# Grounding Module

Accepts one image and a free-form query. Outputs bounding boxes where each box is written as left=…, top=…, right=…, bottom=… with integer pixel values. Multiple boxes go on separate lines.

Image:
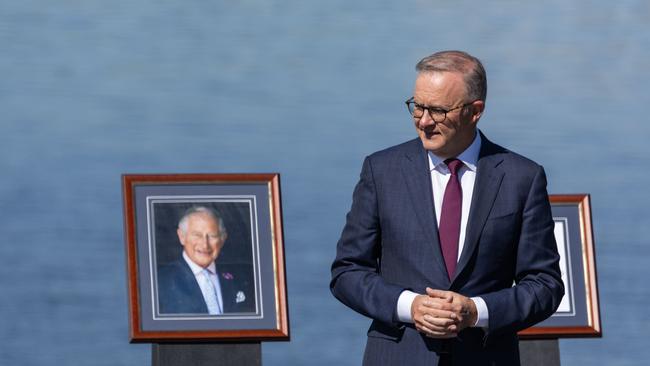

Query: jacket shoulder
left=480, top=136, right=546, bottom=176
left=158, top=259, right=188, bottom=281
left=367, top=138, right=421, bottom=161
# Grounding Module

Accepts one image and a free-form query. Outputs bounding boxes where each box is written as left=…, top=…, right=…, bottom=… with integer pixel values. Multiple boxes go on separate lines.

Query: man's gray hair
left=415, top=50, right=487, bottom=102
left=178, top=206, right=227, bottom=237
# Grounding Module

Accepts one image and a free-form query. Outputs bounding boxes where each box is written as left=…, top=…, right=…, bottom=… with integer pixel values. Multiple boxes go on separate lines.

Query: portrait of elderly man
left=157, top=206, right=255, bottom=315
left=331, top=50, right=564, bottom=365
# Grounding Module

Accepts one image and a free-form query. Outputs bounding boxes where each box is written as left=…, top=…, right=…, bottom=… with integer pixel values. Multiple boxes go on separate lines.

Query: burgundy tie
left=439, top=158, right=463, bottom=279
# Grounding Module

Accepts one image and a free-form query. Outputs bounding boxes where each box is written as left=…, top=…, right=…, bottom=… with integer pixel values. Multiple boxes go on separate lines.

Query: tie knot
left=445, top=158, right=463, bottom=176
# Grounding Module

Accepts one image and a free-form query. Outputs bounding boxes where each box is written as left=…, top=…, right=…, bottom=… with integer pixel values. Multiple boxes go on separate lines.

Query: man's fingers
left=415, top=322, right=458, bottom=339
left=413, top=291, right=467, bottom=337
left=417, top=323, right=458, bottom=339
left=415, top=319, right=448, bottom=333
left=426, top=287, right=453, bottom=301
left=423, top=314, right=457, bottom=328
left=420, top=298, right=461, bottom=314
left=414, top=302, right=460, bottom=339
left=416, top=302, right=458, bottom=319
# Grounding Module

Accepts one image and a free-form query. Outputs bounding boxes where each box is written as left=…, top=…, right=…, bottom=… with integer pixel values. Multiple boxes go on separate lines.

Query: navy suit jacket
left=330, top=133, right=564, bottom=365
left=157, top=258, right=255, bottom=315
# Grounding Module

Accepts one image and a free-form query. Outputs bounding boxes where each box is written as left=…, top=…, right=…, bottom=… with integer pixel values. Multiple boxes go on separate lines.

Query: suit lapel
left=401, top=139, right=450, bottom=283
left=452, top=135, right=505, bottom=284
left=176, top=259, right=209, bottom=313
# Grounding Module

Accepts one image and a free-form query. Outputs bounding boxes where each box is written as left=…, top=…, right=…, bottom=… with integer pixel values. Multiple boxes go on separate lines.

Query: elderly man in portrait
left=331, top=50, right=564, bottom=365
left=157, top=206, right=255, bottom=315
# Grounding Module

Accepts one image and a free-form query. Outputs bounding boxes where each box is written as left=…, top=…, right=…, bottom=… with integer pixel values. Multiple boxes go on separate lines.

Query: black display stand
left=151, top=339, right=557, bottom=365
left=519, top=339, right=561, bottom=366
left=152, top=342, right=261, bottom=366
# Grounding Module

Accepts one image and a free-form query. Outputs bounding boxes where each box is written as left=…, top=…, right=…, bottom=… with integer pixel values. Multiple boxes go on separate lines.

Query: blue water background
left=1, top=1, right=648, bottom=365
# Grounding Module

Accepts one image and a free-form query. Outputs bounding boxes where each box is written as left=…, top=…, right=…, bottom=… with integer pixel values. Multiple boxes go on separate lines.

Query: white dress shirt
left=182, top=251, right=224, bottom=314
left=396, top=131, right=489, bottom=328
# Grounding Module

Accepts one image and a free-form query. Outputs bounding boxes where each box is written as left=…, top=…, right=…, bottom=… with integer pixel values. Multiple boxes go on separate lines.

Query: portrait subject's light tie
left=439, top=158, right=463, bottom=280
left=201, top=269, right=222, bottom=315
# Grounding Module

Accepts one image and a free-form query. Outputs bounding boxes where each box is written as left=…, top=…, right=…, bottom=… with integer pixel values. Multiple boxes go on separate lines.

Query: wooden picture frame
left=519, top=194, right=601, bottom=339
left=122, top=173, right=289, bottom=342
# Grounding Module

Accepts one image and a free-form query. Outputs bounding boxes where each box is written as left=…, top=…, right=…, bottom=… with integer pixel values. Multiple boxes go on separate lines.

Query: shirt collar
left=182, top=250, right=216, bottom=275
left=428, top=130, right=482, bottom=172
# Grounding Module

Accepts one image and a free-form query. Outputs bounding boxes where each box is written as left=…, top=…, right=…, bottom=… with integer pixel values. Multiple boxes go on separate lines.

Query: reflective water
left=0, top=1, right=649, bottom=364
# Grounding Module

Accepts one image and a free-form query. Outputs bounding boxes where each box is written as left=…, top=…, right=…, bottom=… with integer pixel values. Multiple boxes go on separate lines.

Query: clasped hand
left=410, top=288, right=477, bottom=338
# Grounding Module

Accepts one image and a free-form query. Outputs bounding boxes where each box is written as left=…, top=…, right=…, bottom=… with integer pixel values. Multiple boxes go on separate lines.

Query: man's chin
left=193, top=255, right=215, bottom=268
left=419, top=136, right=444, bottom=152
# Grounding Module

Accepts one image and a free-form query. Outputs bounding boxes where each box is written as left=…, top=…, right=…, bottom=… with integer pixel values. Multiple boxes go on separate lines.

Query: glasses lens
left=409, top=103, right=423, bottom=117
left=414, top=106, right=444, bottom=122
left=429, top=109, right=445, bottom=122
left=406, top=99, right=447, bottom=122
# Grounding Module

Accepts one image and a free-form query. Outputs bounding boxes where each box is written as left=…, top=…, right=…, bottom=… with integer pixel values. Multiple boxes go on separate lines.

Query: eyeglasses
left=405, top=97, right=474, bottom=123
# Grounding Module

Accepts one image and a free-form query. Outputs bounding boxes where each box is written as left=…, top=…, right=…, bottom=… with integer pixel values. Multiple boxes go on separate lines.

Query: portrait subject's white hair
left=177, top=206, right=227, bottom=238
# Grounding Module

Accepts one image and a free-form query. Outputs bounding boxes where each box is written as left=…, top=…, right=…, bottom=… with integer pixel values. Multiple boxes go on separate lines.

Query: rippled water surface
left=1, top=1, right=649, bottom=365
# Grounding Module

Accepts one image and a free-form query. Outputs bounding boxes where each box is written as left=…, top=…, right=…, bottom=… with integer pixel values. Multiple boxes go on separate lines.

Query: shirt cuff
left=396, top=290, right=419, bottom=323
left=470, top=296, right=489, bottom=328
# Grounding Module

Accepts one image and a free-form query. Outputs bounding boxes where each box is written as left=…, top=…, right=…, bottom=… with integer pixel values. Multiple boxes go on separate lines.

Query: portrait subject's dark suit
left=330, top=133, right=564, bottom=365
left=157, top=258, right=255, bottom=314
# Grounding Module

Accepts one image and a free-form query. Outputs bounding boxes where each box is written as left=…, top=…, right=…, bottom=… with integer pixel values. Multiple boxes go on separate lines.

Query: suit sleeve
left=330, top=157, right=405, bottom=326
left=481, top=166, right=565, bottom=336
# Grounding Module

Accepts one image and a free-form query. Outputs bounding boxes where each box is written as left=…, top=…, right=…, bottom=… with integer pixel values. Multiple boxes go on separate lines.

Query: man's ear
left=177, top=228, right=185, bottom=246
left=470, top=100, right=485, bottom=123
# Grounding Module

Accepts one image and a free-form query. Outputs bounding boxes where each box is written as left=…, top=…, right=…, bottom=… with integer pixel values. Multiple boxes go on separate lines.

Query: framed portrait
left=519, top=194, right=601, bottom=339
left=122, top=173, right=289, bottom=342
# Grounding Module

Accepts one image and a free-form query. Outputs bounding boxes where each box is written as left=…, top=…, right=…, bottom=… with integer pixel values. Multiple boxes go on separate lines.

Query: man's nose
left=418, top=110, right=436, bottom=127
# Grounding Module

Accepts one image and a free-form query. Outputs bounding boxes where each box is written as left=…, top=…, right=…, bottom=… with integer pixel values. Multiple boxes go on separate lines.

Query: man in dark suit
left=157, top=206, right=255, bottom=315
left=330, top=50, right=564, bottom=365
